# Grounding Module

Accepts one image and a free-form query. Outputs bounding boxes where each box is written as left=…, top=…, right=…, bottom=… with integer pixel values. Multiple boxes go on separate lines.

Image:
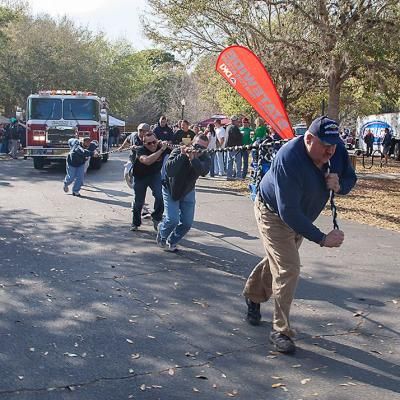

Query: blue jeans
left=158, top=187, right=195, bottom=246
left=209, top=152, right=216, bottom=177
left=215, top=152, right=225, bottom=175
left=227, top=150, right=242, bottom=178
left=132, top=173, right=163, bottom=226
left=64, top=163, right=85, bottom=193
left=0, top=141, right=9, bottom=153
left=241, top=150, right=249, bottom=178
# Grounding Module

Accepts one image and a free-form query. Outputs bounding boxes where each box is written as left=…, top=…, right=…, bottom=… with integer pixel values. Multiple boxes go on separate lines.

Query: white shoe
left=164, top=242, right=178, bottom=252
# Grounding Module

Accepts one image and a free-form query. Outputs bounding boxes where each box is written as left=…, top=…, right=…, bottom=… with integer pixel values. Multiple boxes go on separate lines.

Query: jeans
left=209, top=152, right=216, bottom=177
left=0, top=141, right=9, bottom=154
left=158, top=187, right=195, bottom=246
left=241, top=150, right=249, bottom=178
left=9, top=139, right=18, bottom=158
left=132, top=173, right=163, bottom=227
left=64, top=163, right=85, bottom=193
left=227, top=150, right=242, bottom=178
left=215, top=152, right=225, bottom=175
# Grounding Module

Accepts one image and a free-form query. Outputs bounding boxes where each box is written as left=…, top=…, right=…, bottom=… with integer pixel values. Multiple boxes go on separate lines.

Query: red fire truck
left=22, top=90, right=110, bottom=169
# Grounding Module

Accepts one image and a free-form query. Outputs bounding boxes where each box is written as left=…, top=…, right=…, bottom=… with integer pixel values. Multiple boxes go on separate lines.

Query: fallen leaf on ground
left=370, top=350, right=382, bottom=355
left=63, top=352, right=78, bottom=357
left=126, top=339, right=134, bottom=344
left=168, top=368, right=175, bottom=376
left=226, top=389, right=239, bottom=397
left=291, top=364, right=302, bottom=368
left=271, top=376, right=283, bottom=380
left=195, top=375, right=208, bottom=380
left=193, top=387, right=200, bottom=392
left=152, top=385, right=162, bottom=388
left=192, top=299, right=209, bottom=308
left=131, top=353, right=140, bottom=359
left=272, top=383, right=285, bottom=388
left=301, top=378, right=311, bottom=385
left=140, top=384, right=146, bottom=391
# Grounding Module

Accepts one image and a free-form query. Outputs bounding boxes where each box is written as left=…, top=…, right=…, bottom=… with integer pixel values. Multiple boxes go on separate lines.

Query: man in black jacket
left=153, top=116, right=174, bottom=143
left=156, top=134, right=210, bottom=252
left=226, top=115, right=243, bottom=180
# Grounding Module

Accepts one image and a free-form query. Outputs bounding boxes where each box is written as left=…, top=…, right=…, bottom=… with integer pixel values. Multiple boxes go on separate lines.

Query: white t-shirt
left=215, top=127, right=226, bottom=148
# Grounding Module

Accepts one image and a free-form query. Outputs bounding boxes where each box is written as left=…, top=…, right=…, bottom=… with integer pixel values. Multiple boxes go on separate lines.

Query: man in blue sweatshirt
left=63, top=138, right=98, bottom=197
left=243, top=116, right=357, bottom=354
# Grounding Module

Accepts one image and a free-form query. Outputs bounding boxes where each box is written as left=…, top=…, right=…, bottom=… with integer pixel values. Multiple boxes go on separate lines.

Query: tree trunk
left=327, top=77, right=341, bottom=121
left=327, top=57, right=343, bottom=121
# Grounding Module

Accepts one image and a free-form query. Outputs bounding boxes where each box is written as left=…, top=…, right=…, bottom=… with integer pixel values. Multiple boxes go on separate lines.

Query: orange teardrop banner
left=216, top=45, right=294, bottom=139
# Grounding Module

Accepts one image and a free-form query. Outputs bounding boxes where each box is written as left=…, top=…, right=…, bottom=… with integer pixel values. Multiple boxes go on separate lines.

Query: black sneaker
left=269, top=330, right=296, bottom=354
left=152, top=219, right=161, bottom=231
left=245, top=297, right=261, bottom=326
left=130, top=225, right=139, bottom=231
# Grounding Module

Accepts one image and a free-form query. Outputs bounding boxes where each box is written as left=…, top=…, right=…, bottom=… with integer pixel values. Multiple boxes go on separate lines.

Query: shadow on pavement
left=0, top=206, right=398, bottom=398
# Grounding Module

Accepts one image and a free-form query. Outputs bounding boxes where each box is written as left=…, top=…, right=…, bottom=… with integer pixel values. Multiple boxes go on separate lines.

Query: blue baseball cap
left=308, top=116, right=341, bottom=145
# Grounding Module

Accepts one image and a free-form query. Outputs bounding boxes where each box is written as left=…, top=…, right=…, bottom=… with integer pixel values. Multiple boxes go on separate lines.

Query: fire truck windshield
left=63, top=99, right=99, bottom=121
left=30, top=98, right=62, bottom=120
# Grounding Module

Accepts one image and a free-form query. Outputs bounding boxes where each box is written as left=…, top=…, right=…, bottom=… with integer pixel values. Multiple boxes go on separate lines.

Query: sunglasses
left=145, top=140, right=158, bottom=145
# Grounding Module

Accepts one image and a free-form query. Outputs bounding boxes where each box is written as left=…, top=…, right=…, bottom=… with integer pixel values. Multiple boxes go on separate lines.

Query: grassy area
left=224, top=158, right=400, bottom=233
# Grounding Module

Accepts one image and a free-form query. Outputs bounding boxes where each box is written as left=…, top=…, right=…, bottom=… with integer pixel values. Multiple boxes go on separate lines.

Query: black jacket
left=165, top=148, right=210, bottom=200
left=225, top=124, right=242, bottom=147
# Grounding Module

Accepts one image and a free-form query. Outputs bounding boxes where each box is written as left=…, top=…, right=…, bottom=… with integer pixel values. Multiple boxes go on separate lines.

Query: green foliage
left=0, top=8, right=183, bottom=123
left=144, top=0, right=400, bottom=122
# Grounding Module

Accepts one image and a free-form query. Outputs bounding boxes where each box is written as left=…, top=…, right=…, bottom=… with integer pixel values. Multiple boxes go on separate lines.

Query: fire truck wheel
left=33, top=157, right=45, bottom=169
left=90, top=157, right=102, bottom=170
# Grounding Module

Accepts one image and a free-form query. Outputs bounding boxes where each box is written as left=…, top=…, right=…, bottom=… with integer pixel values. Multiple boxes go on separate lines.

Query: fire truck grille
left=47, top=128, right=76, bottom=147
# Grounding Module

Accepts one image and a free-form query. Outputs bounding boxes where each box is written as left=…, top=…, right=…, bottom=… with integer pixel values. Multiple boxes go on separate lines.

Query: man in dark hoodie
left=157, top=134, right=210, bottom=252
left=63, top=138, right=98, bottom=197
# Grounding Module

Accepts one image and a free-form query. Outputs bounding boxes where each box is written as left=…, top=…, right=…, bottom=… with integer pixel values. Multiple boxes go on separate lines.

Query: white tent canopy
left=109, top=115, right=125, bottom=127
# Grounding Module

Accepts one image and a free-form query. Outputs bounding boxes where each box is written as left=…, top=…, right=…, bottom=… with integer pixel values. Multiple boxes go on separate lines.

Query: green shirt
left=240, top=127, right=252, bottom=145
left=253, top=126, right=268, bottom=142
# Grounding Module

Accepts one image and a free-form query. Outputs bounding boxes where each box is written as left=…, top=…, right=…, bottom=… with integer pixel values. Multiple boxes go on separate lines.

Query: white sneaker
left=164, top=242, right=178, bottom=252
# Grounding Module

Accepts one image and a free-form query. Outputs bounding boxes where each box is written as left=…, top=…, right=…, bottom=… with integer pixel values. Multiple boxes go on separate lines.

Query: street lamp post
left=181, top=98, right=186, bottom=120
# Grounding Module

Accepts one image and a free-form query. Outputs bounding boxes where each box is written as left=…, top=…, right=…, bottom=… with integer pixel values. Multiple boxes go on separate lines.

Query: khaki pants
left=243, top=197, right=303, bottom=337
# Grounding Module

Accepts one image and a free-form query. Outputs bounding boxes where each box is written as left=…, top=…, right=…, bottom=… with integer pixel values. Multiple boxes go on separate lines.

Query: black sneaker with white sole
left=269, top=330, right=296, bottom=354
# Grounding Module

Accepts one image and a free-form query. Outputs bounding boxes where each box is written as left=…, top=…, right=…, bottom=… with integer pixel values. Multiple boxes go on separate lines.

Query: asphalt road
left=0, top=154, right=399, bottom=400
